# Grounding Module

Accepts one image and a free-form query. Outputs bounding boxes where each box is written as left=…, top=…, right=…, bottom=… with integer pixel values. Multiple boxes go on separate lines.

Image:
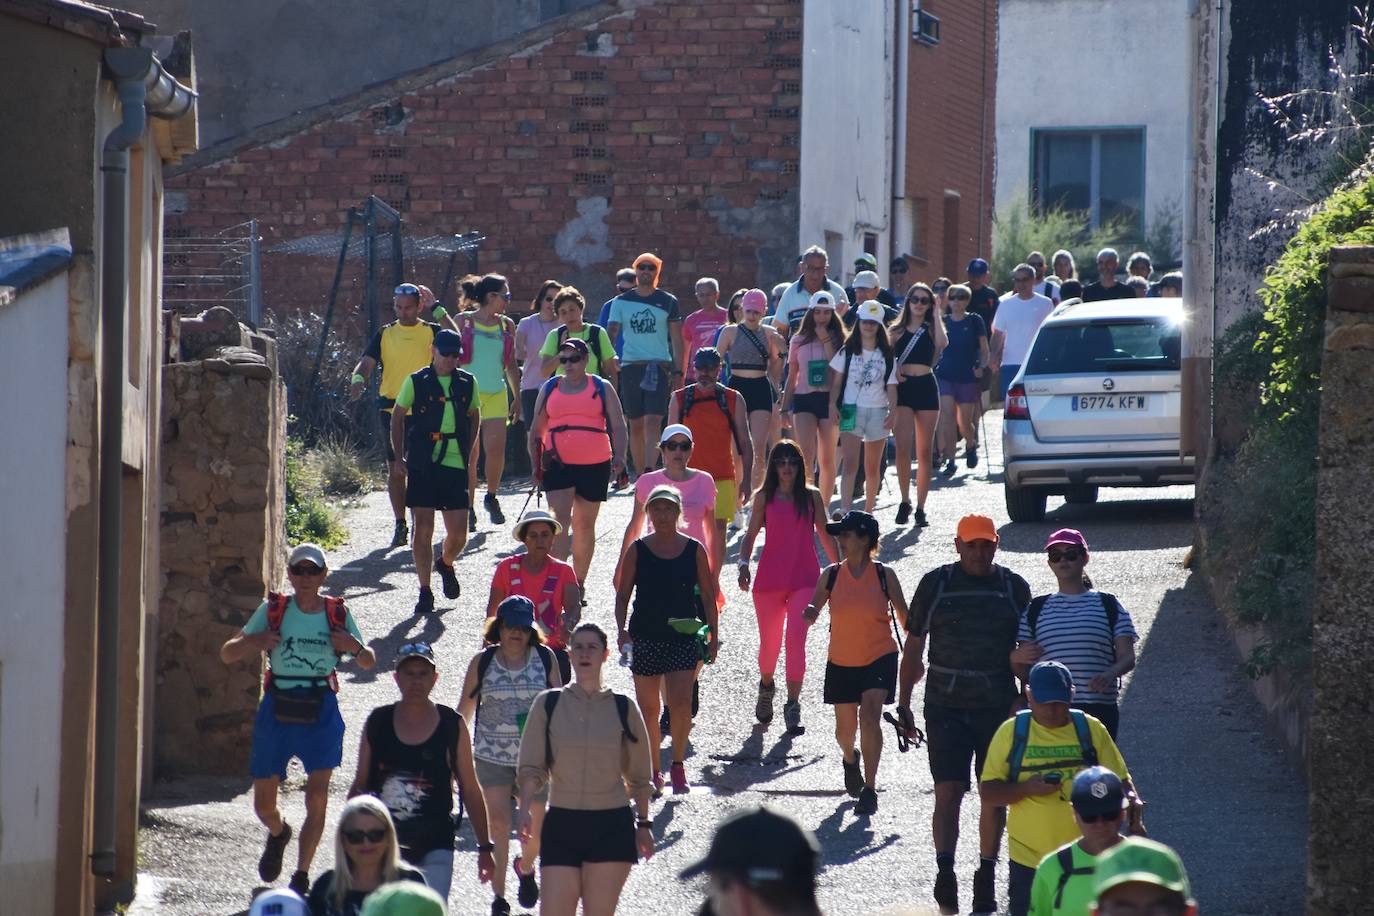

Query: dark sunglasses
left=892, top=266, right=908, bottom=273
left=908, top=296, right=934, bottom=306
left=773, top=456, right=801, bottom=467
left=543, top=295, right=557, bottom=303
left=661, top=440, right=692, bottom=452
left=947, top=293, right=970, bottom=301
left=288, top=563, right=323, bottom=576
left=501, top=291, right=512, bottom=300
left=343, top=827, right=388, bottom=845
left=932, top=284, right=950, bottom=293
left=1047, top=549, right=1082, bottom=562
left=558, top=354, right=586, bottom=364
left=635, top=263, right=655, bottom=270
left=1078, top=811, right=1121, bottom=824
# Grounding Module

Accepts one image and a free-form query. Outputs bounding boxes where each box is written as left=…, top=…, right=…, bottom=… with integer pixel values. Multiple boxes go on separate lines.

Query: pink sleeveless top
left=753, top=495, right=821, bottom=592
left=542, top=378, right=611, bottom=464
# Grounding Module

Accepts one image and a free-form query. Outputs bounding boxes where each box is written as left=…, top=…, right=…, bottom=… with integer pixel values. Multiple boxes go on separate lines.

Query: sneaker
left=933, top=868, right=959, bottom=915
left=670, top=761, right=689, bottom=794
left=967, top=446, right=979, bottom=468
left=257, top=822, right=292, bottom=882
left=730, top=507, right=744, bottom=530
left=855, top=786, right=878, bottom=815
left=288, top=870, right=309, bottom=897
left=491, top=897, right=511, bottom=916
left=783, top=699, right=803, bottom=734
left=434, top=553, right=460, bottom=599
left=755, top=680, right=776, bottom=724
left=469, top=509, right=478, bottom=532
left=842, top=751, right=863, bottom=798
left=390, top=518, right=409, bottom=549
left=613, top=468, right=631, bottom=491
left=414, top=588, right=435, bottom=616
left=915, top=506, right=929, bottom=527
left=485, top=492, right=505, bottom=525
left=971, top=862, right=997, bottom=914
left=895, top=501, right=912, bottom=526
left=939, top=458, right=957, bottom=479
left=513, top=856, right=539, bottom=909
left=651, top=770, right=665, bottom=800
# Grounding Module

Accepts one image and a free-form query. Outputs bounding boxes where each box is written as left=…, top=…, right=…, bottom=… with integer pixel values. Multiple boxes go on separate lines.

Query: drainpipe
left=91, top=44, right=195, bottom=881
left=892, top=0, right=910, bottom=265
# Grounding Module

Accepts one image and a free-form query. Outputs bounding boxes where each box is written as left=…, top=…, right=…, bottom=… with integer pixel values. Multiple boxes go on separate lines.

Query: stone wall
left=154, top=329, right=286, bottom=776
left=1309, top=246, right=1374, bottom=913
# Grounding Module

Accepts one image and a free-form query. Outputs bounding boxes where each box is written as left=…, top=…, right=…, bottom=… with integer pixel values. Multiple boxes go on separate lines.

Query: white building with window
left=993, top=0, right=1189, bottom=252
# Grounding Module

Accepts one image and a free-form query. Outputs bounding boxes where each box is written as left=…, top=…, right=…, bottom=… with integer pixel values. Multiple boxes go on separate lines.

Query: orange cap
left=956, top=514, right=999, bottom=543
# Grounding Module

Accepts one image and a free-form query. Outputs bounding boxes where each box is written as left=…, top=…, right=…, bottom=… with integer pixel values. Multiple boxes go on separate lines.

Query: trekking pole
left=515, top=481, right=537, bottom=520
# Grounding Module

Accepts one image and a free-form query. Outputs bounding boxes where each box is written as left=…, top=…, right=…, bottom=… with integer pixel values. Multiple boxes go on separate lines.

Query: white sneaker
left=730, top=508, right=744, bottom=530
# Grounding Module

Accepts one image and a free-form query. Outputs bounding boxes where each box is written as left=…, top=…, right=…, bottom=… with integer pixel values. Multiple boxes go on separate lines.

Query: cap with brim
left=1093, top=837, right=1193, bottom=902
left=1028, top=660, right=1074, bottom=704
left=967, top=258, right=990, bottom=274
left=288, top=543, right=327, bottom=569
left=513, top=508, right=562, bottom=540
left=853, top=270, right=881, bottom=290
left=659, top=423, right=694, bottom=445
left=854, top=253, right=878, bottom=269
left=496, top=595, right=537, bottom=629
left=558, top=336, right=590, bottom=355
left=645, top=484, right=683, bottom=509
left=694, top=346, right=722, bottom=368
left=808, top=290, right=835, bottom=309
left=1046, top=528, right=1089, bottom=553
left=359, top=881, right=447, bottom=916
left=248, top=888, right=309, bottom=916
left=396, top=642, right=437, bottom=668
left=741, top=289, right=768, bottom=311
left=956, top=514, right=999, bottom=543
left=825, top=510, right=879, bottom=542
left=855, top=300, right=885, bottom=323
left=679, top=806, right=820, bottom=884
left=1070, top=766, right=1125, bottom=818
left=434, top=328, right=462, bottom=355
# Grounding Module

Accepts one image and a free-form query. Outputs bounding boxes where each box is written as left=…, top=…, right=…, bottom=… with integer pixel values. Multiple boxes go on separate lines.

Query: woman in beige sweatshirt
left=516, top=622, right=655, bottom=916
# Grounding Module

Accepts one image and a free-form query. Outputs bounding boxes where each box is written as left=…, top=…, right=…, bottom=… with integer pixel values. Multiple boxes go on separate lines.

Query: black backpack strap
left=1026, top=595, right=1050, bottom=641
left=835, top=348, right=855, bottom=406
left=875, top=562, right=903, bottom=645
left=613, top=693, right=638, bottom=745
left=469, top=645, right=497, bottom=699
left=542, top=689, right=563, bottom=770
left=921, top=565, right=953, bottom=637
left=536, top=644, right=556, bottom=687
left=1053, top=845, right=1078, bottom=908
left=1097, top=591, right=1120, bottom=634
left=824, top=564, right=839, bottom=594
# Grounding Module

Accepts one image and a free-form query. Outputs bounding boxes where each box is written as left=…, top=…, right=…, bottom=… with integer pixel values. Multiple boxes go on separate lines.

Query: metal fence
left=163, top=219, right=263, bottom=326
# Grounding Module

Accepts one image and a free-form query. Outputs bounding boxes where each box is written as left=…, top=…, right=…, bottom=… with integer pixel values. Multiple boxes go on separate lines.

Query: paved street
left=135, top=413, right=1306, bottom=915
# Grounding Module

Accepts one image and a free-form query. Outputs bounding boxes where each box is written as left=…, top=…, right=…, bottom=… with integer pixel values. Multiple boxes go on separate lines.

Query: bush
left=268, top=309, right=381, bottom=452
left=306, top=433, right=381, bottom=496
left=285, top=437, right=349, bottom=548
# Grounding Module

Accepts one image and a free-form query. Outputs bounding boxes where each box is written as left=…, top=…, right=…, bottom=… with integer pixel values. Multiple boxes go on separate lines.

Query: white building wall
left=994, top=0, right=1190, bottom=241
left=0, top=269, right=69, bottom=915
left=800, top=0, right=895, bottom=283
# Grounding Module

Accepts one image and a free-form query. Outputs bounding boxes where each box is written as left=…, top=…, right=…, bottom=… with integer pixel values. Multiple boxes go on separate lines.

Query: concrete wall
left=799, top=0, right=894, bottom=283
left=995, top=0, right=1189, bottom=244
left=0, top=270, right=70, bottom=916
left=122, top=0, right=602, bottom=145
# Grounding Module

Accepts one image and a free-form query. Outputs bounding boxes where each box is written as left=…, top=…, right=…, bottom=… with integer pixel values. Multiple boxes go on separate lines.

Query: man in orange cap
left=896, top=513, right=1032, bottom=916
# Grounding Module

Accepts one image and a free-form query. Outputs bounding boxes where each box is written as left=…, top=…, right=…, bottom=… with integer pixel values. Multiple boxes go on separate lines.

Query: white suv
left=1001, top=298, right=1195, bottom=522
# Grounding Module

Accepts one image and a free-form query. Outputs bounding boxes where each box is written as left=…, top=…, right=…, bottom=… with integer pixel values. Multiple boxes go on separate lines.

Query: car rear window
left=1025, top=319, right=1181, bottom=374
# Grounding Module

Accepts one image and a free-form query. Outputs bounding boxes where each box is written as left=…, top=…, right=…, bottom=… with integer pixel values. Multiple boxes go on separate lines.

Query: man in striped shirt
left=1010, top=529, right=1137, bottom=739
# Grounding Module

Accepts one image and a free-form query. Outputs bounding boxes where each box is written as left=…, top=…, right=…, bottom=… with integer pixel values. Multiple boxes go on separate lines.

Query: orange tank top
left=827, top=560, right=898, bottom=667
left=677, top=385, right=736, bottom=481
left=543, top=378, right=612, bottom=464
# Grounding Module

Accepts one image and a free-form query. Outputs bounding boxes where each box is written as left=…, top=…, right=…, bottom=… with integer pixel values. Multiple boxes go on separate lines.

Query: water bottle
left=619, top=640, right=634, bottom=668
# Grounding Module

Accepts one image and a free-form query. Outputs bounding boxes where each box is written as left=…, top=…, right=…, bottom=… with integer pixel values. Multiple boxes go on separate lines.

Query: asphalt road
left=133, top=412, right=1307, bottom=915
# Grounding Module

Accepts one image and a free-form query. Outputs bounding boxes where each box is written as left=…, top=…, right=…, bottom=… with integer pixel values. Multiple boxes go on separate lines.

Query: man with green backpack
left=980, top=662, right=1144, bottom=916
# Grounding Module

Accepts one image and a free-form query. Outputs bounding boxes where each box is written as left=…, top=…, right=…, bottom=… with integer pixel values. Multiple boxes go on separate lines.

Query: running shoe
left=613, top=467, right=631, bottom=491
left=842, top=751, right=863, bottom=798
left=855, top=786, right=878, bottom=815
left=939, top=458, right=957, bottom=479
left=966, top=446, right=979, bottom=468
left=257, top=822, right=292, bottom=882
left=513, top=856, right=539, bottom=909
left=469, top=509, right=477, bottom=532
left=754, top=680, right=776, bottom=724
left=895, top=501, right=912, bottom=526
left=485, top=492, right=505, bottom=525
left=915, top=506, right=929, bottom=528
left=434, top=552, right=460, bottom=599
left=414, top=588, right=435, bottom=616
left=783, top=699, right=803, bottom=734
left=971, top=861, right=997, bottom=915
left=491, top=897, right=511, bottom=916
left=288, top=870, right=309, bottom=897
left=390, top=518, right=409, bottom=549
left=651, top=770, right=665, bottom=800
left=670, top=761, right=690, bottom=794
left=933, top=868, right=959, bottom=915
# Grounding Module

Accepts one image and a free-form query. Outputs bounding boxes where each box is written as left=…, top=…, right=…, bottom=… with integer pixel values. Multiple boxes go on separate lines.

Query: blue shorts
left=249, top=689, right=346, bottom=780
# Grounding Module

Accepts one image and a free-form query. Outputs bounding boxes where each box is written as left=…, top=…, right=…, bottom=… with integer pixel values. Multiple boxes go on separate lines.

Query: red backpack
left=262, top=591, right=348, bottom=692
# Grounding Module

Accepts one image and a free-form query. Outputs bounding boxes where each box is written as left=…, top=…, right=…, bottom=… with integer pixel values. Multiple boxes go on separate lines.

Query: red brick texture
left=165, top=0, right=804, bottom=332
left=901, top=0, right=997, bottom=284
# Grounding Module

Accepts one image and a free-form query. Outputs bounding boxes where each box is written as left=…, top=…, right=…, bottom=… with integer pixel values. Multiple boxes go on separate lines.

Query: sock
left=979, top=855, right=997, bottom=871
left=936, top=852, right=955, bottom=871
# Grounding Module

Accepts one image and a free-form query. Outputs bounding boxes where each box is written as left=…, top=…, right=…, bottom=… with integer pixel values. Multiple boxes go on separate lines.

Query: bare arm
left=602, top=381, right=629, bottom=472
left=615, top=540, right=638, bottom=646
left=527, top=384, right=550, bottom=470
left=897, top=631, right=927, bottom=707
left=456, top=654, right=481, bottom=722
left=695, top=544, right=720, bottom=661
left=614, top=496, right=648, bottom=591
left=990, top=328, right=1006, bottom=366
left=885, top=570, right=910, bottom=634
left=981, top=775, right=1059, bottom=807
left=811, top=490, right=839, bottom=563
left=766, top=327, right=785, bottom=388
left=932, top=314, right=949, bottom=356
left=781, top=339, right=800, bottom=412
left=390, top=406, right=407, bottom=467
left=666, top=389, right=682, bottom=425
left=220, top=627, right=277, bottom=664
left=801, top=566, right=835, bottom=624
left=669, top=319, right=685, bottom=377
left=349, top=355, right=378, bottom=401
left=732, top=393, right=754, bottom=492
left=736, top=490, right=769, bottom=589
left=454, top=715, right=495, bottom=887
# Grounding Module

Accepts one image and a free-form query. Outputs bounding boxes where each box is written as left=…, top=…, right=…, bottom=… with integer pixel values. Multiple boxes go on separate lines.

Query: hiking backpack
left=1005, top=708, right=1098, bottom=783
left=679, top=383, right=745, bottom=453
left=263, top=591, right=348, bottom=692
left=556, top=322, right=607, bottom=359
left=458, top=313, right=516, bottom=368
left=539, top=374, right=612, bottom=463
left=1052, top=845, right=1096, bottom=909
left=541, top=688, right=638, bottom=769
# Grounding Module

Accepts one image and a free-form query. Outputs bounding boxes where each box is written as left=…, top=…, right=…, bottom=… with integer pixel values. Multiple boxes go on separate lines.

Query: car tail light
left=1005, top=383, right=1030, bottom=420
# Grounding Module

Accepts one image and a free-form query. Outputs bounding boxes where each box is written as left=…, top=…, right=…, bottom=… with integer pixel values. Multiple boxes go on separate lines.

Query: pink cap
left=1045, top=528, right=1088, bottom=553
left=741, top=288, right=768, bottom=312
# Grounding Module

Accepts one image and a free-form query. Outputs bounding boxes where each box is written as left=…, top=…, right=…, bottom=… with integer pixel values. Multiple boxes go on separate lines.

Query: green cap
left=1094, top=837, right=1193, bottom=902
left=359, top=881, right=446, bottom=916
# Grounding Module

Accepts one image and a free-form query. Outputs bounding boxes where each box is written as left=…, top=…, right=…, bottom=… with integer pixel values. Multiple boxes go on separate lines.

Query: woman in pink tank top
left=737, top=439, right=839, bottom=735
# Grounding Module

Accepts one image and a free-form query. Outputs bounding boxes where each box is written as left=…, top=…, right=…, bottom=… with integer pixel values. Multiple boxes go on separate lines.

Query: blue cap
left=496, top=595, right=536, bottom=629
left=967, top=258, right=989, bottom=274
left=434, top=328, right=462, bottom=355
left=1070, top=766, right=1125, bottom=818
left=1028, top=660, right=1073, bottom=704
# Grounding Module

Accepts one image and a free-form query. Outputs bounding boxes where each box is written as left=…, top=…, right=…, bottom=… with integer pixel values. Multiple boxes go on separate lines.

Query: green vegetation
left=285, top=436, right=349, bottom=548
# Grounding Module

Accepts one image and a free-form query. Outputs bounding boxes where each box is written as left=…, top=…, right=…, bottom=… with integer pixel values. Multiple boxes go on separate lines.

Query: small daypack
left=542, top=688, right=637, bottom=770
left=458, top=313, right=516, bottom=368
left=1025, top=592, right=1121, bottom=661
left=262, top=591, right=348, bottom=692
left=679, top=383, right=744, bottom=453
left=824, top=560, right=903, bottom=644
left=540, top=374, right=612, bottom=464
left=556, top=322, right=607, bottom=359
left=1006, top=708, right=1097, bottom=783
left=1052, top=845, right=1096, bottom=909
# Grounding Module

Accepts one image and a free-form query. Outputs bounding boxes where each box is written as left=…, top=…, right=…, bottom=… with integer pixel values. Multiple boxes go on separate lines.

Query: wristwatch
left=477, top=842, right=495, bottom=853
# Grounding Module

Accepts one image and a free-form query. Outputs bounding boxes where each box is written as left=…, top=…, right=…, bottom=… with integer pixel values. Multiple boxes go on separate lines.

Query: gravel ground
left=132, top=412, right=1307, bottom=915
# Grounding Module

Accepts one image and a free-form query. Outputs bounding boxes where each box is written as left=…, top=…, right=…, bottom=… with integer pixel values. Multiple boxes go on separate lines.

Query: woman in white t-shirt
left=828, top=301, right=898, bottom=518
left=516, top=280, right=563, bottom=428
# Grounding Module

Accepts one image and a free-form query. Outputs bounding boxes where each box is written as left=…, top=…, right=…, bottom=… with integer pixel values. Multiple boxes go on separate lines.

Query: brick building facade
left=165, top=0, right=807, bottom=327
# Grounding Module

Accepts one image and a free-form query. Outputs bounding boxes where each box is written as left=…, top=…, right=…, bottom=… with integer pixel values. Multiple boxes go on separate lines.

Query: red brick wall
left=901, top=0, right=997, bottom=286
left=165, top=0, right=803, bottom=336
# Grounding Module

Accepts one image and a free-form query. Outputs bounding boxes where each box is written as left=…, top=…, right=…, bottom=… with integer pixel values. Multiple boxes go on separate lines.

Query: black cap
left=679, top=807, right=819, bottom=885
left=1070, top=766, right=1126, bottom=818
left=434, top=328, right=462, bottom=355
left=825, top=510, right=879, bottom=542
left=693, top=346, right=722, bottom=368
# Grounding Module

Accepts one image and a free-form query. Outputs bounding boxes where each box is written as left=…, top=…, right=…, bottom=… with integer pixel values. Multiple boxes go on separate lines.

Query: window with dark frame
left=1031, top=128, right=1144, bottom=231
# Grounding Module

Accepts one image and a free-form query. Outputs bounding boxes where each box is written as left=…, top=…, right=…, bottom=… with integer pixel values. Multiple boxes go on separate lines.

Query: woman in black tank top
left=888, top=283, right=948, bottom=528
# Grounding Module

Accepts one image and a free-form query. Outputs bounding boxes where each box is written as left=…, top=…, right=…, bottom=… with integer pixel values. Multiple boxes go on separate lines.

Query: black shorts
left=629, top=638, right=700, bottom=677
left=542, top=459, right=610, bottom=503
left=791, top=391, right=831, bottom=419
left=731, top=374, right=775, bottom=413
left=897, top=374, right=939, bottom=412
left=540, top=806, right=638, bottom=867
left=380, top=409, right=413, bottom=462
left=923, top=703, right=1011, bottom=787
left=405, top=461, right=470, bottom=511
left=1072, top=701, right=1120, bottom=740
left=520, top=388, right=541, bottom=430
left=823, top=651, right=898, bottom=705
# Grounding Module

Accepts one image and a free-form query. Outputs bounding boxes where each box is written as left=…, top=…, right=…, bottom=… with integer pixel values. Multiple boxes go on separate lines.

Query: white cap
left=645, top=483, right=683, bottom=508
left=249, top=889, right=309, bottom=916
left=808, top=290, right=836, bottom=309
left=659, top=423, right=694, bottom=445
left=287, top=543, right=327, bottom=568
left=855, top=300, right=886, bottom=323
left=853, top=270, right=881, bottom=290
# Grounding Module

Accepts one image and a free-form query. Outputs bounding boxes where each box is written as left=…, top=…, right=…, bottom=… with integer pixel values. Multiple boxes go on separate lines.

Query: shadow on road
left=813, top=804, right=900, bottom=870
left=995, top=497, right=1195, bottom=553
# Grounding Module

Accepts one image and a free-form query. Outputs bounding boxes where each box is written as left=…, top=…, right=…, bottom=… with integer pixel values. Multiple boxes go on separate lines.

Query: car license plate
left=1071, top=395, right=1147, bottom=411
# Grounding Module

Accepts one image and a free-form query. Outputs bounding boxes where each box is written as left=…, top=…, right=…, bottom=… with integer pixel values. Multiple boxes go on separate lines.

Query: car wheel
left=1064, top=485, right=1099, bottom=505
left=1005, top=480, right=1046, bottom=523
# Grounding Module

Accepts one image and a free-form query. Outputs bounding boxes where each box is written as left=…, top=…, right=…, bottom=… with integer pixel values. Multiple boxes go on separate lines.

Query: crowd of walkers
left=229, top=245, right=1194, bottom=915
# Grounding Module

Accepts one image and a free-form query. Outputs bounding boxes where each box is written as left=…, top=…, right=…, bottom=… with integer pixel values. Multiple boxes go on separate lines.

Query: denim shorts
left=841, top=405, right=889, bottom=443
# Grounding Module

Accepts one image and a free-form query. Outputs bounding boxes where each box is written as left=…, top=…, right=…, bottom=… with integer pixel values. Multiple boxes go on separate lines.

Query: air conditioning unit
left=914, top=10, right=940, bottom=46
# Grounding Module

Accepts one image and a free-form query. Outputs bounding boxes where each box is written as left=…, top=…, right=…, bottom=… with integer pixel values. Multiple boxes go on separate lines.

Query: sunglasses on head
left=1047, top=548, right=1082, bottom=562
left=394, top=284, right=420, bottom=296
left=343, top=827, right=388, bottom=845
left=289, top=563, right=323, bottom=576
left=398, top=641, right=432, bottom=656
left=662, top=439, right=692, bottom=452
left=558, top=354, right=586, bottom=364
